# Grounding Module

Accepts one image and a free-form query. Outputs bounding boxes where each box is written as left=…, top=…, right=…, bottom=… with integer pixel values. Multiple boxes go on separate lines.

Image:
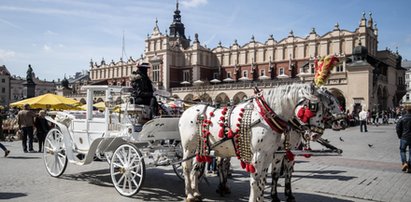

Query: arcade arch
left=232, top=92, right=247, bottom=105
left=214, top=92, right=230, bottom=105
left=328, top=88, right=346, bottom=111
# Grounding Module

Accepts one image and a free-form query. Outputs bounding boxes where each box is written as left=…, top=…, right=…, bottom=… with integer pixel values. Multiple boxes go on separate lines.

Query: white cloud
left=43, top=44, right=52, bottom=51
left=180, top=0, right=208, bottom=8
left=45, top=30, right=58, bottom=36
left=0, top=49, right=16, bottom=60
left=0, top=17, right=22, bottom=30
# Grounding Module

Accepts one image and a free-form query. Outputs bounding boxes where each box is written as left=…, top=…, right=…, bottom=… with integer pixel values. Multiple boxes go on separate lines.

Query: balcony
left=171, top=78, right=302, bottom=93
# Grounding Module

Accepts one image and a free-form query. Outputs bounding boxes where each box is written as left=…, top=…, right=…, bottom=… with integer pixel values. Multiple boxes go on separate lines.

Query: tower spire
left=169, top=0, right=189, bottom=48
left=122, top=30, right=127, bottom=60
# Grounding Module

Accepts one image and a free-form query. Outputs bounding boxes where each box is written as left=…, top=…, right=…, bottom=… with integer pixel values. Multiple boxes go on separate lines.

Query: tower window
left=279, top=68, right=285, bottom=75
left=183, top=70, right=190, bottom=82
left=152, top=65, right=160, bottom=82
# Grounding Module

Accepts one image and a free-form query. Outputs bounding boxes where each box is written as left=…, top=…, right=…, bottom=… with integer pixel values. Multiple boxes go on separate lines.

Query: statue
left=130, top=63, right=159, bottom=119
left=26, top=64, right=33, bottom=81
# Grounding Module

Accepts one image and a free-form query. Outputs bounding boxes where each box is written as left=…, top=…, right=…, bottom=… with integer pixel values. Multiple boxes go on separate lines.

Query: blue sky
left=0, top=0, right=410, bottom=81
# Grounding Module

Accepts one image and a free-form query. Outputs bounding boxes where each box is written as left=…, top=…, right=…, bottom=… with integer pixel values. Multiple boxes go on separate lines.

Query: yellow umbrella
left=79, top=101, right=106, bottom=111
left=10, top=93, right=80, bottom=110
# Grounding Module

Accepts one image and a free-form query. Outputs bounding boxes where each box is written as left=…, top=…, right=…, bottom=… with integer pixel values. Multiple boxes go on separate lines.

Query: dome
left=353, top=45, right=368, bottom=56
left=353, top=44, right=368, bottom=61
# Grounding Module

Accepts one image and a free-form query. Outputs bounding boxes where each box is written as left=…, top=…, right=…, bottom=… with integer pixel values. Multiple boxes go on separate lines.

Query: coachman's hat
left=137, top=63, right=150, bottom=69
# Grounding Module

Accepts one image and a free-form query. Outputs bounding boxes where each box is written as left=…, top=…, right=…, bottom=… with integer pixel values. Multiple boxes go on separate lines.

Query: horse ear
left=310, top=82, right=316, bottom=94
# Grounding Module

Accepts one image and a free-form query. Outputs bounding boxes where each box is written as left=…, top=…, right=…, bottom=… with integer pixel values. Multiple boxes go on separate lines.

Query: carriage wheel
left=110, top=143, right=145, bottom=197
left=172, top=142, right=205, bottom=181
left=43, top=128, right=68, bottom=177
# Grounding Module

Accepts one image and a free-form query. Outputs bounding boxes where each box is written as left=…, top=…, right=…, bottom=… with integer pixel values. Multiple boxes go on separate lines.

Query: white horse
left=270, top=87, right=347, bottom=202
left=179, top=83, right=331, bottom=201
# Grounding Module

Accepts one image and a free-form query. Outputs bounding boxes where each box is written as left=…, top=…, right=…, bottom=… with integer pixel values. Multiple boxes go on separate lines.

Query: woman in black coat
left=34, top=110, right=50, bottom=153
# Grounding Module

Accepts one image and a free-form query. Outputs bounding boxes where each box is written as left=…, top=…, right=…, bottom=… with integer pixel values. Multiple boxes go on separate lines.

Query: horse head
left=316, top=87, right=347, bottom=131
left=293, top=96, right=325, bottom=141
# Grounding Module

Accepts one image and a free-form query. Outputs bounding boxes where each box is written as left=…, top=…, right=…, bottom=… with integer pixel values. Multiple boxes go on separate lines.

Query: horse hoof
left=224, top=187, right=231, bottom=194
left=271, top=196, right=281, bottom=202
left=193, top=194, right=202, bottom=201
left=216, top=188, right=225, bottom=197
left=286, top=197, right=296, bottom=202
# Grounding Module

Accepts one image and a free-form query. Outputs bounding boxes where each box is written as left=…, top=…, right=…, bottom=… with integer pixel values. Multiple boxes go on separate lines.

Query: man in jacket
left=17, top=104, right=36, bottom=153
left=396, top=105, right=411, bottom=172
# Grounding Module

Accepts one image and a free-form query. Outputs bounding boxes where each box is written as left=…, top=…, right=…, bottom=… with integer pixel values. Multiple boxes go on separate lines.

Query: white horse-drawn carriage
left=43, top=85, right=183, bottom=196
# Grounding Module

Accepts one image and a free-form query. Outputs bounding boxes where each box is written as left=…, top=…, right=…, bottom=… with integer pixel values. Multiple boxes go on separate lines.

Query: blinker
left=309, top=100, right=318, bottom=112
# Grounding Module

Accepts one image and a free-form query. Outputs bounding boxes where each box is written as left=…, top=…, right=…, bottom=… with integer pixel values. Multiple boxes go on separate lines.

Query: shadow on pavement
left=292, top=192, right=358, bottom=202
left=297, top=169, right=347, bottom=175
left=7, top=156, right=41, bottom=160
left=0, top=192, right=27, bottom=199
left=60, top=169, right=113, bottom=187
left=293, top=173, right=356, bottom=181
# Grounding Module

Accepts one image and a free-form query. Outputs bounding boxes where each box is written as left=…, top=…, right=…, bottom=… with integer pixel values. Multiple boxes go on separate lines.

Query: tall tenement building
left=89, top=3, right=406, bottom=113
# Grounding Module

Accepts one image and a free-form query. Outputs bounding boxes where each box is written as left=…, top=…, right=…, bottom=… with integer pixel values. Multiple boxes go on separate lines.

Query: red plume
left=286, top=150, right=295, bottom=161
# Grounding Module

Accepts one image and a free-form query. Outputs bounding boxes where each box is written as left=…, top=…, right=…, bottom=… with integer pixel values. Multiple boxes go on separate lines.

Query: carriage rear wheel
left=43, top=128, right=68, bottom=177
left=110, top=143, right=145, bottom=197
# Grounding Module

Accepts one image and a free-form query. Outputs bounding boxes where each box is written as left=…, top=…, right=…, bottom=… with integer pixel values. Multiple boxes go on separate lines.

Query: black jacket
left=396, top=113, right=411, bottom=140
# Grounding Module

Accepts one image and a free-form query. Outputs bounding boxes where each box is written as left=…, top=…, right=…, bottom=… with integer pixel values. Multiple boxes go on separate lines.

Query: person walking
left=396, top=105, right=411, bottom=173
left=17, top=104, right=36, bottom=153
left=34, top=110, right=50, bottom=152
left=0, top=142, right=10, bottom=157
left=359, top=108, right=368, bottom=132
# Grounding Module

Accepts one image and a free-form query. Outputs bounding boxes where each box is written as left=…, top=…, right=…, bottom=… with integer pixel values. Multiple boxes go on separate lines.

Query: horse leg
left=190, top=161, right=205, bottom=201
left=284, top=160, right=296, bottom=202
left=216, top=157, right=231, bottom=196
left=270, top=156, right=283, bottom=202
left=249, top=152, right=272, bottom=202
left=183, top=156, right=196, bottom=201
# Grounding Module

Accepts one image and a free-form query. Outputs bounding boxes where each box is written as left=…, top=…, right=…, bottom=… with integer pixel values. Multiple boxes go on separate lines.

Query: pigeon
left=368, top=144, right=374, bottom=148
left=339, top=137, right=344, bottom=142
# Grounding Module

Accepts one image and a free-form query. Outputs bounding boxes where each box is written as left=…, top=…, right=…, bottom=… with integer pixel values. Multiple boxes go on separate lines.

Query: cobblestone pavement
left=0, top=123, right=410, bottom=201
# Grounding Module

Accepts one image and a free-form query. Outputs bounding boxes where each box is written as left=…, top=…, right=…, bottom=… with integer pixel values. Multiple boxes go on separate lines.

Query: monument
left=23, top=64, right=36, bottom=98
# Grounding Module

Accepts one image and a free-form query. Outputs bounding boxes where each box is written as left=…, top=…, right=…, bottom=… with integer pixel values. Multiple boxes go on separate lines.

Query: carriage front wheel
left=43, top=128, right=68, bottom=177
left=110, top=143, right=145, bottom=197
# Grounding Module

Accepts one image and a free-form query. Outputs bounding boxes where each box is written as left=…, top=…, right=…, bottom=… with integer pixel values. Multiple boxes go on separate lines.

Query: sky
left=0, top=0, right=410, bottom=81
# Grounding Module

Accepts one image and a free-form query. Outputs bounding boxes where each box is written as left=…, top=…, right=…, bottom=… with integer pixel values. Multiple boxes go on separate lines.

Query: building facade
left=88, top=4, right=406, bottom=113
left=401, top=60, right=411, bottom=104
left=0, top=65, right=11, bottom=106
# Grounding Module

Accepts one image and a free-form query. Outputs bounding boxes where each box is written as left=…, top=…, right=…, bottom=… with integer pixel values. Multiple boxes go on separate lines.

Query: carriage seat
left=121, top=104, right=151, bottom=120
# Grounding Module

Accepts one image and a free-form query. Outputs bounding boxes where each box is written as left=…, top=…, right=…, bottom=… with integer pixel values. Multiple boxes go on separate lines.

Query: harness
left=190, top=93, right=325, bottom=172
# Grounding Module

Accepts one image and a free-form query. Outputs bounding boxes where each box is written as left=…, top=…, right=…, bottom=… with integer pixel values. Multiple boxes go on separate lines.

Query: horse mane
left=263, top=83, right=315, bottom=119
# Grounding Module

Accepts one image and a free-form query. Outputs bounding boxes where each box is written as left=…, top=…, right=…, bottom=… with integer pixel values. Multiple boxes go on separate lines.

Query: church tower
left=169, top=1, right=190, bottom=49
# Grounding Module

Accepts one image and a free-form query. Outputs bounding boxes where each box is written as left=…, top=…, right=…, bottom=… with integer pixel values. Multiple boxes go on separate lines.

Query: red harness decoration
left=297, top=106, right=315, bottom=123
left=255, top=95, right=288, bottom=134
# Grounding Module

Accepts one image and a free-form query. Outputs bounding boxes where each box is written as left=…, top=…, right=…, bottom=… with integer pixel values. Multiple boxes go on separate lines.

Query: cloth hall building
left=88, top=4, right=406, bottom=113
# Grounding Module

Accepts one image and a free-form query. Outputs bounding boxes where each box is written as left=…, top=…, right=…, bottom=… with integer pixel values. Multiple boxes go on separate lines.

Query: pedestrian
left=367, top=109, right=371, bottom=124
left=0, top=142, right=10, bottom=157
left=207, top=157, right=217, bottom=174
left=359, top=108, right=368, bottom=132
left=395, top=105, right=411, bottom=173
left=17, top=104, right=36, bottom=153
left=34, top=110, right=50, bottom=152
